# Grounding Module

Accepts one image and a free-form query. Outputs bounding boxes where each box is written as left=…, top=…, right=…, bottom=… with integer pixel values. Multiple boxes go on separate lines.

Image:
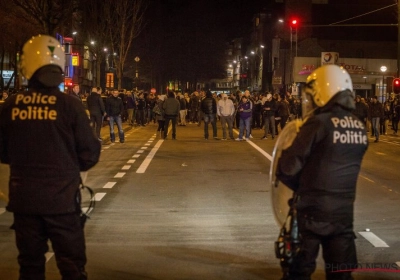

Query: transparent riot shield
left=269, top=119, right=303, bottom=226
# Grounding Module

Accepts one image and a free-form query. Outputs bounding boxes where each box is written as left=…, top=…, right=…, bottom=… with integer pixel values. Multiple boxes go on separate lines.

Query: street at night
left=1, top=122, right=399, bottom=280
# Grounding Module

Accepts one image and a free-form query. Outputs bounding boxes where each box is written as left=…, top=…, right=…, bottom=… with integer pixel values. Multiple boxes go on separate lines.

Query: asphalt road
left=0, top=121, right=400, bottom=280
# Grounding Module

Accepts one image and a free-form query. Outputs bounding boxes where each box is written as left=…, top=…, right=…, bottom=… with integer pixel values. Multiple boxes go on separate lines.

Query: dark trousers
left=157, top=120, right=165, bottom=132
left=13, top=213, right=87, bottom=280
left=203, top=113, right=217, bottom=138
left=393, top=118, right=399, bottom=133
left=164, top=115, right=177, bottom=139
left=136, top=109, right=146, bottom=125
left=282, top=216, right=356, bottom=280
left=90, top=114, right=103, bottom=138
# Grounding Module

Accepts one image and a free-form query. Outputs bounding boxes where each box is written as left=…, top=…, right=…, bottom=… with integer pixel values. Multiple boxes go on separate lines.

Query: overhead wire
left=329, top=3, right=397, bottom=25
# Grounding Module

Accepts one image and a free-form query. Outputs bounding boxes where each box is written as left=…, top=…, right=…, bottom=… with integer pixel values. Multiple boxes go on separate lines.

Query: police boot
left=119, top=131, right=125, bottom=143
left=110, top=132, right=115, bottom=143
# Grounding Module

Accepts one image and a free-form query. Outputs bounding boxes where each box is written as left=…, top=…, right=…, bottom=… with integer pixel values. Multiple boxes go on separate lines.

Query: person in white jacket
left=217, top=93, right=235, bottom=140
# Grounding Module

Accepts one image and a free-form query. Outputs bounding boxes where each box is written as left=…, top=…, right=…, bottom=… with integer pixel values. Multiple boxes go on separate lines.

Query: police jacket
left=106, top=95, right=124, bottom=116
left=201, top=97, right=217, bottom=114
left=276, top=92, right=368, bottom=223
left=0, top=87, right=101, bottom=215
left=86, top=92, right=105, bottom=116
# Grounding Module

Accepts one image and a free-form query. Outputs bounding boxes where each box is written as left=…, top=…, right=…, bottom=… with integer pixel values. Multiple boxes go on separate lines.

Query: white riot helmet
left=304, top=64, right=353, bottom=107
left=20, top=34, right=65, bottom=80
left=302, top=64, right=353, bottom=118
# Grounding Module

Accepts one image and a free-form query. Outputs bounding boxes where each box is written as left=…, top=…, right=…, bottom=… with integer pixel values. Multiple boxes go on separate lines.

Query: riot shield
left=269, top=119, right=303, bottom=226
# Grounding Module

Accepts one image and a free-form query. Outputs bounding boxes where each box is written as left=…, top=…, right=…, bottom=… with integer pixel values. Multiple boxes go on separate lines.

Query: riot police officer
left=276, top=65, right=368, bottom=280
left=0, top=34, right=101, bottom=280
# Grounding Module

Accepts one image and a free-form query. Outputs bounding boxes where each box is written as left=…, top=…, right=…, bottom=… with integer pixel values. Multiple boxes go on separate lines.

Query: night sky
left=144, top=0, right=398, bottom=41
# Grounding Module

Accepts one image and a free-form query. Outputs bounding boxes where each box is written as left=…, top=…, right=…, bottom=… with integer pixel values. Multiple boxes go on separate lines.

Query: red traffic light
left=290, top=18, right=299, bottom=28
left=393, top=78, right=400, bottom=93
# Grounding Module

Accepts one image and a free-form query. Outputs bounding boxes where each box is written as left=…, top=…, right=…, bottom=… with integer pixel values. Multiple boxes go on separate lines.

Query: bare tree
left=80, top=0, right=112, bottom=87
left=11, top=0, right=77, bottom=35
left=0, top=0, right=40, bottom=90
left=104, top=0, right=147, bottom=89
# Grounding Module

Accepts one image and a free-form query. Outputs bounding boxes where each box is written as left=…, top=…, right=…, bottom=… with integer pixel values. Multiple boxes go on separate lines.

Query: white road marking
left=137, top=150, right=144, bottom=154
left=0, top=208, right=5, bottom=215
left=127, top=159, right=136, bottom=164
left=94, top=193, right=106, bottom=201
left=103, top=146, right=110, bottom=149
left=141, top=147, right=148, bottom=150
left=358, top=231, right=389, bottom=247
left=360, top=175, right=374, bottom=183
left=103, top=182, right=116, bottom=189
left=233, top=129, right=273, bottom=161
left=45, top=252, right=54, bottom=262
left=246, top=139, right=273, bottom=161
left=132, top=154, right=140, bottom=158
left=81, top=207, right=94, bottom=215
left=396, top=262, right=400, bottom=267
left=136, top=140, right=164, bottom=173
left=145, top=143, right=151, bottom=146
left=114, top=172, right=126, bottom=178
left=121, top=165, right=131, bottom=170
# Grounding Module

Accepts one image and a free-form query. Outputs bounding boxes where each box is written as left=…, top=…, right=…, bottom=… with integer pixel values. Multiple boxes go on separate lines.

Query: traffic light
left=393, top=78, right=400, bottom=94
left=290, top=18, right=299, bottom=29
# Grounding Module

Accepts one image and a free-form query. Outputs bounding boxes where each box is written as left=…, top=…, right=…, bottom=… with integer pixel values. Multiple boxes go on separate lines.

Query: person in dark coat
left=162, top=91, right=180, bottom=139
left=369, top=96, right=384, bottom=142
left=200, top=90, right=218, bottom=139
left=353, top=95, right=368, bottom=124
left=86, top=87, right=106, bottom=141
left=276, top=65, right=368, bottom=280
left=106, top=89, right=125, bottom=143
left=0, top=34, right=101, bottom=280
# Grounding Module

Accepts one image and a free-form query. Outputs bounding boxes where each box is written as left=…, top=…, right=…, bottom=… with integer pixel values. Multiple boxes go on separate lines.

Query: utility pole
left=398, top=0, right=400, bottom=77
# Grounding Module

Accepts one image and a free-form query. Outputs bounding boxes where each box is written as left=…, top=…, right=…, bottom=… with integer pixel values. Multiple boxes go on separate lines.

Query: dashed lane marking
left=127, top=159, right=136, bottom=164
left=103, top=182, right=116, bottom=189
left=141, top=147, right=148, bottom=150
left=45, top=252, right=54, bottom=262
left=81, top=207, right=94, bottom=215
left=94, top=193, right=106, bottom=201
left=136, top=140, right=164, bottom=174
left=0, top=208, right=5, bottom=215
left=360, top=175, right=374, bottom=183
left=121, top=165, right=131, bottom=170
left=137, top=150, right=144, bottom=154
left=358, top=231, right=389, bottom=247
left=145, top=143, right=151, bottom=146
left=132, top=154, right=140, bottom=158
left=114, top=172, right=126, bottom=178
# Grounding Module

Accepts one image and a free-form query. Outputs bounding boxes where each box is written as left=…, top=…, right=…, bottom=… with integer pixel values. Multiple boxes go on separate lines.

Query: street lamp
left=134, top=56, right=140, bottom=91
left=380, top=65, right=387, bottom=101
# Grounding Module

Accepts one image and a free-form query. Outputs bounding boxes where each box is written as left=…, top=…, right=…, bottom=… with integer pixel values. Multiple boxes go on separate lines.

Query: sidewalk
left=99, top=122, right=133, bottom=143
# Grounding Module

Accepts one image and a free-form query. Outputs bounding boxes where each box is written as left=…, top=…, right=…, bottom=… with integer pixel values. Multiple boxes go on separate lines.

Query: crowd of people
left=80, top=88, right=304, bottom=141
left=353, top=93, right=400, bottom=142
left=2, top=84, right=400, bottom=142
